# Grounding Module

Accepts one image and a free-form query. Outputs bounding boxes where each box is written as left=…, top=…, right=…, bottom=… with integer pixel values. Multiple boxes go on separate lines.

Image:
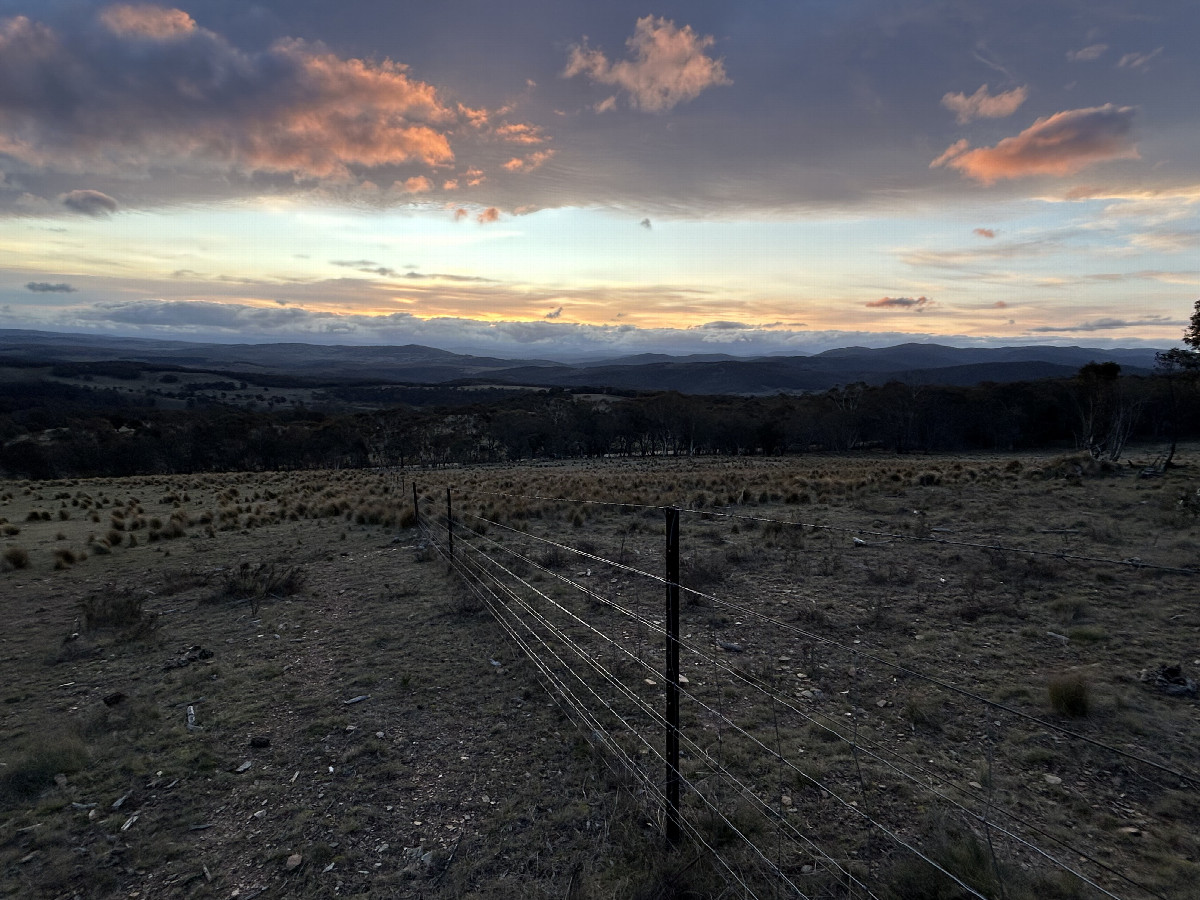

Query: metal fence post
left=665, top=506, right=681, bottom=845
left=447, top=486, right=454, bottom=559
left=412, top=483, right=419, bottom=530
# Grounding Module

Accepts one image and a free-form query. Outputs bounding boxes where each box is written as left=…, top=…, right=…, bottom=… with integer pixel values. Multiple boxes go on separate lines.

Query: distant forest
left=2, top=361, right=1198, bottom=479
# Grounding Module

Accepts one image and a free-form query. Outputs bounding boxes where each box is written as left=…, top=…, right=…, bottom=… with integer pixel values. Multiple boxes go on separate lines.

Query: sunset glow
left=1, top=1, right=1197, bottom=357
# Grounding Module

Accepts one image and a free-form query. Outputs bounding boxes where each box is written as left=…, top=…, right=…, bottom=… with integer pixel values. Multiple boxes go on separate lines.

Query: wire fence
left=411, top=481, right=1197, bottom=900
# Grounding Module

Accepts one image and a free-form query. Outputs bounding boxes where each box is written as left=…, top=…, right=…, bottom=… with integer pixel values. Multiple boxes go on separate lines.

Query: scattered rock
left=1141, top=664, right=1198, bottom=698
left=249, top=736, right=271, bottom=749
left=235, top=761, right=253, bottom=773
left=717, top=640, right=744, bottom=653
left=343, top=694, right=370, bottom=705
left=164, top=646, right=213, bottom=671
left=102, top=692, right=126, bottom=707
left=285, top=853, right=302, bottom=871
left=1043, top=774, right=1062, bottom=785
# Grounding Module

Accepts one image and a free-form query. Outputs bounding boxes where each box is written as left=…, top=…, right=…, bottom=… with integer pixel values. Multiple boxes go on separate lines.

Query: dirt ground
left=1, top=448, right=1198, bottom=898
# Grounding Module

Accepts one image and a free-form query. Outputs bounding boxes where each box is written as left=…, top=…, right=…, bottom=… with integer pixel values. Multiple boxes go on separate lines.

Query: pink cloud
left=0, top=11, right=554, bottom=186
left=394, top=176, right=432, bottom=193
left=495, top=122, right=544, bottom=144
left=476, top=207, right=500, bottom=224
left=930, top=105, right=1138, bottom=184
left=865, top=296, right=933, bottom=310
left=442, top=179, right=459, bottom=190
left=502, top=150, right=555, bottom=173
left=973, top=227, right=996, bottom=238
left=99, top=4, right=196, bottom=40
left=941, top=84, right=1028, bottom=124
left=564, top=16, right=731, bottom=112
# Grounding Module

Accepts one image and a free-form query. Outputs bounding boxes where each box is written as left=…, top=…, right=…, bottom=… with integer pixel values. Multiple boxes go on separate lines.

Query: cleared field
left=1, top=448, right=1198, bottom=898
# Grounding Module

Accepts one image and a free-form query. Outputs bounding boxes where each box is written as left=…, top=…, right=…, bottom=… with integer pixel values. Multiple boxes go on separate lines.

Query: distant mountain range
left=0, top=329, right=1165, bottom=395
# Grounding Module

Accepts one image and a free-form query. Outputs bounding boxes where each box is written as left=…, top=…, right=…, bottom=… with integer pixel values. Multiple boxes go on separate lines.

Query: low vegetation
left=0, top=447, right=1196, bottom=897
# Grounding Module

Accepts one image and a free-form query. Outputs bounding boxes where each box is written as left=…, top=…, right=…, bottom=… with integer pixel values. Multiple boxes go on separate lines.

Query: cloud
left=941, top=84, right=1028, bottom=123
left=98, top=4, right=196, bottom=40
left=453, top=208, right=469, bottom=221
left=1118, top=48, right=1163, bottom=71
left=501, top=150, right=555, bottom=173
left=60, top=189, right=120, bottom=217
left=494, top=123, right=545, bottom=145
left=1067, top=44, right=1107, bottom=62
left=973, top=228, right=995, bottom=238
left=545, top=306, right=563, bottom=319
left=640, top=218, right=652, bottom=229
left=25, top=281, right=76, bottom=292
left=865, top=296, right=934, bottom=310
left=564, top=16, right=731, bottom=112
left=1031, top=315, right=1175, bottom=333
left=991, top=301, right=1008, bottom=308
left=0, top=9, right=509, bottom=185
left=930, top=105, right=1139, bottom=184
left=476, top=207, right=500, bottom=224
left=395, top=176, right=433, bottom=194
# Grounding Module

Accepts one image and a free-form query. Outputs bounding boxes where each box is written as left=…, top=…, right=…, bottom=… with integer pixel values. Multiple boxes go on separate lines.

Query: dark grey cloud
left=1031, top=315, right=1176, bottom=332
left=865, top=296, right=934, bottom=310
left=60, top=189, right=119, bottom=217
left=545, top=306, right=563, bottom=319
left=26, top=281, right=76, bottom=292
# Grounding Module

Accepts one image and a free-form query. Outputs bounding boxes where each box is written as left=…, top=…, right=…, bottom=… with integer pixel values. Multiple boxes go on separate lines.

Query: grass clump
left=1048, top=672, right=1090, bottom=718
left=210, top=562, right=306, bottom=613
left=79, top=584, right=157, bottom=639
left=0, top=736, right=88, bottom=806
left=3, top=546, right=30, bottom=570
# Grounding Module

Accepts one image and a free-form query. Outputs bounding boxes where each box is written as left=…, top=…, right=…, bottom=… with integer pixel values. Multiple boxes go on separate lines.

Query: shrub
left=3, top=547, right=30, bottom=570
left=1048, top=672, right=1089, bottom=717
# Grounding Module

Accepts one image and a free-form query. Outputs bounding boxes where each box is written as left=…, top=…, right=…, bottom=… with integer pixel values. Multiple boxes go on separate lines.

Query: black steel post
left=412, top=483, right=419, bottom=530
left=446, top=486, right=454, bottom=559
left=665, top=506, right=681, bottom=845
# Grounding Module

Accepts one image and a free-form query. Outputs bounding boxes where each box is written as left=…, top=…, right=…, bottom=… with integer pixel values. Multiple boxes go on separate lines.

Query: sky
left=0, top=0, right=1198, bottom=359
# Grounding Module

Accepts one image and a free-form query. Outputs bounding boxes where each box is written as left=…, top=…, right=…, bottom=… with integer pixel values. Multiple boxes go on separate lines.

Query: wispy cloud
left=931, top=105, right=1138, bottom=183
left=564, top=16, right=731, bottom=112
left=865, top=296, right=934, bottom=310
left=25, top=281, right=76, bottom=293
left=1118, top=48, right=1163, bottom=71
left=1067, top=44, right=1108, bottom=62
left=941, top=84, right=1028, bottom=124
left=1031, top=315, right=1176, bottom=333
left=973, top=227, right=996, bottom=238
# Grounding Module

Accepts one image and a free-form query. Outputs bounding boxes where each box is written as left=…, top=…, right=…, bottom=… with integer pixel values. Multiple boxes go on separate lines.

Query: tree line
left=2, top=364, right=1198, bottom=479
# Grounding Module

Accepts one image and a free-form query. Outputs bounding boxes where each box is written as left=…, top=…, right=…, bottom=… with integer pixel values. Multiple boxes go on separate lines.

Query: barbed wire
left=451, top=508, right=1199, bottom=789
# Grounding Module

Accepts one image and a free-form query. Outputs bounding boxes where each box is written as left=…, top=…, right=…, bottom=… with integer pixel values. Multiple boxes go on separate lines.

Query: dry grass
left=0, top=448, right=1197, bottom=897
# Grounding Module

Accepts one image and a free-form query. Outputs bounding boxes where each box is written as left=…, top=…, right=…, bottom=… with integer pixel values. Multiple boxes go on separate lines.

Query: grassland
left=1, top=447, right=1197, bottom=898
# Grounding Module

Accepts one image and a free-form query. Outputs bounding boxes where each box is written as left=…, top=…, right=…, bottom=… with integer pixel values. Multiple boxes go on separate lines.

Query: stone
left=285, top=853, right=302, bottom=871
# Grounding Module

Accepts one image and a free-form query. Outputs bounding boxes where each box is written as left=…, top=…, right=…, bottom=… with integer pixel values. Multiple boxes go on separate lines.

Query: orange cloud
left=495, top=122, right=545, bottom=144
left=564, top=16, right=731, bottom=112
left=442, top=179, right=459, bottom=190
left=476, top=207, right=500, bottom=224
left=99, top=4, right=196, bottom=40
left=0, top=12, right=469, bottom=183
left=973, top=227, right=996, bottom=238
left=395, top=176, right=432, bottom=193
left=464, top=167, right=485, bottom=186
left=941, top=84, right=1028, bottom=123
left=930, top=105, right=1138, bottom=184
left=502, top=150, right=555, bottom=172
